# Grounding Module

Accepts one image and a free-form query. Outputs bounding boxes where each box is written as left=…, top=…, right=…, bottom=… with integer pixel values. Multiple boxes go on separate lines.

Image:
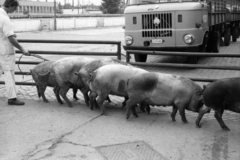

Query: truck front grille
left=142, top=30, right=172, bottom=37
left=142, top=13, right=172, bottom=37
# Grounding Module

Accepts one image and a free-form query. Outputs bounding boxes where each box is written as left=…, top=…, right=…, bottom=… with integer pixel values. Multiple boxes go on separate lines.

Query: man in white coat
left=0, top=0, right=30, bottom=105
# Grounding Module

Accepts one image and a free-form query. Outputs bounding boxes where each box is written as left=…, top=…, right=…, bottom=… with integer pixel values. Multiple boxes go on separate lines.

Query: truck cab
left=123, top=0, right=222, bottom=62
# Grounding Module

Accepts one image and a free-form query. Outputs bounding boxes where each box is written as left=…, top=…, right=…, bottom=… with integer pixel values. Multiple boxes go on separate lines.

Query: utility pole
left=72, top=0, right=74, bottom=11
left=82, top=0, right=84, bottom=14
left=54, top=0, right=57, bottom=30
left=78, top=0, right=79, bottom=14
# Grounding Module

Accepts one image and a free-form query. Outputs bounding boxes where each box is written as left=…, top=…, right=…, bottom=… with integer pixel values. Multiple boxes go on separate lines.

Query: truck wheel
left=232, top=27, right=238, bottom=42
left=238, top=26, right=240, bottom=38
left=199, top=33, right=208, bottom=52
left=224, top=28, right=231, bottom=46
left=211, top=31, right=220, bottom=53
left=134, top=54, right=147, bottom=62
left=206, top=32, right=213, bottom=52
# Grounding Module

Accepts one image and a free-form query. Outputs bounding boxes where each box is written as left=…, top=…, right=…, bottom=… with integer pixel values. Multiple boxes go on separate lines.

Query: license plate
left=151, top=39, right=163, bottom=43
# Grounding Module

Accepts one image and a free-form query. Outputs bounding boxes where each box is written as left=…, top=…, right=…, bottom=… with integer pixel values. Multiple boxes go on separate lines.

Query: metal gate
left=0, top=39, right=121, bottom=86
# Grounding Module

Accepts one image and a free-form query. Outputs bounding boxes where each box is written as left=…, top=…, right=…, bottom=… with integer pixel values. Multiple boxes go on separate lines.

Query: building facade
left=0, top=0, right=54, bottom=16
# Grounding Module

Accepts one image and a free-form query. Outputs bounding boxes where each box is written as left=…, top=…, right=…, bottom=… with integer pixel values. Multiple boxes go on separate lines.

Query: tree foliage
left=100, top=0, right=121, bottom=14
left=63, top=3, right=72, bottom=9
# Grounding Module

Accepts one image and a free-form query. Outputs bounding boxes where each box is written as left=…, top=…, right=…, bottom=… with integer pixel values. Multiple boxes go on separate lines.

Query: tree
left=57, top=2, right=63, bottom=14
left=58, top=2, right=62, bottom=9
left=100, top=0, right=121, bottom=14
left=63, top=3, right=72, bottom=9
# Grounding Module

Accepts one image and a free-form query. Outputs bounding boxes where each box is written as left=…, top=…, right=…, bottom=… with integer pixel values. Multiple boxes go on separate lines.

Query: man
left=0, top=0, right=30, bottom=105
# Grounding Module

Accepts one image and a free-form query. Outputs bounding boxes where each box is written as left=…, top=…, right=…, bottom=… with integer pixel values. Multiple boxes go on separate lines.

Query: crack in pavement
left=22, top=114, right=103, bottom=160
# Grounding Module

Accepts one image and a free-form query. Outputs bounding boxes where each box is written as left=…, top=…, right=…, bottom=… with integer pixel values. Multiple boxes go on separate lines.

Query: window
left=126, top=0, right=198, bottom=5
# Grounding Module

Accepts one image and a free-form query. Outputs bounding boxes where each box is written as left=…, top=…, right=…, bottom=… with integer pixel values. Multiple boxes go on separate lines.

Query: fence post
left=117, top=42, right=121, bottom=60
left=126, top=51, right=130, bottom=63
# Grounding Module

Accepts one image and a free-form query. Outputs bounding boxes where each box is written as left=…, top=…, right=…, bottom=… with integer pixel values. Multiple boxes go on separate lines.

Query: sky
left=37, top=0, right=102, bottom=6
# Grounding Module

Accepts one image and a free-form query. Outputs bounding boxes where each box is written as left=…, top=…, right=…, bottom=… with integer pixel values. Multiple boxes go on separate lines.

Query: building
left=0, top=0, right=55, bottom=16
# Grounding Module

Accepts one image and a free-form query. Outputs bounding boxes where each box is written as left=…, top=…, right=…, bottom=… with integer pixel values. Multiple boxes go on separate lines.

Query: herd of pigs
left=30, top=56, right=240, bottom=131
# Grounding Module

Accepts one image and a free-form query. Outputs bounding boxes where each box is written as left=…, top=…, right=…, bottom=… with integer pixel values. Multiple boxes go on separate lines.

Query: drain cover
left=96, top=141, right=167, bottom=160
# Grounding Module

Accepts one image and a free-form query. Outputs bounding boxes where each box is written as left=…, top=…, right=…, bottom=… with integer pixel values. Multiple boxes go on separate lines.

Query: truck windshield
left=126, top=0, right=198, bottom=5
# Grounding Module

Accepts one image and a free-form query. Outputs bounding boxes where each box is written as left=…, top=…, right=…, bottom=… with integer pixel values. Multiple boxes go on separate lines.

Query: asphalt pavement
left=0, top=27, right=240, bottom=160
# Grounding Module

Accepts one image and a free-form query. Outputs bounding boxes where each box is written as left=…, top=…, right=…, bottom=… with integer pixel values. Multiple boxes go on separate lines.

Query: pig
left=51, top=56, right=95, bottom=107
left=31, top=61, right=56, bottom=102
left=77, top=58, right=130, bottom=109
left=88, top=64, right=149, bottom=115
left=30, top=61, right=79, bottom=103
left=195, top=77, right=240, bottom=131
left=125, top=72, right=205, bottom=122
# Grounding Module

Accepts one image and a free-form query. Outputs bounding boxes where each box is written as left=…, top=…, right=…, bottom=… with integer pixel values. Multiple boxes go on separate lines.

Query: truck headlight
left=125, top=36, right=133, bottom=45
left=183, top=34, right=195, bottom=44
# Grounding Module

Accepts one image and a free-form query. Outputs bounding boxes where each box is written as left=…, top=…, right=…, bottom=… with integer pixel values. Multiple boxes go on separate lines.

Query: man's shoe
left=8, top=98, right=25, bottom=105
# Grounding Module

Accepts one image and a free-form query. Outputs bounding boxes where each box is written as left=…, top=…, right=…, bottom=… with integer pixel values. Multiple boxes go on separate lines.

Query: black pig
left=196, top=77, right=240, bottom=131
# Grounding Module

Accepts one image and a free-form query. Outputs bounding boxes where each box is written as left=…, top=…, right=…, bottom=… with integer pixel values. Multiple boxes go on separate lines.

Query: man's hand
left=22, top=49, right=30, bottom=56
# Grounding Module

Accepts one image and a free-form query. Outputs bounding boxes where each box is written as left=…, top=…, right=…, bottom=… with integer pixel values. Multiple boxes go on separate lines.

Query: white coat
left=0, top=7, right=17, bottom=99
left=0, top=7, right=15, bottom=71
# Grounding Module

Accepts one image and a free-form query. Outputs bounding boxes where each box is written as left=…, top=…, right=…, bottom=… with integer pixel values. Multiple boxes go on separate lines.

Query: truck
left=123, top=0, right=240, bottom=63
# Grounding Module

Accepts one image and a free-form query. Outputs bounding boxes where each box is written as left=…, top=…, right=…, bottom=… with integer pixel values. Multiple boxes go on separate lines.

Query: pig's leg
left=145, top=104, right=150, bottom=114
left=195, top=105, right=211, bottom=128
left=125, top=97, right=140, bottom=119
left=139, top=102, right=151, bottom=114
left=139, top=102, right=146, bottom=112
left=123, top=97, right=139, bottom=117
left=131, top=105, right=139, bottom=118
left=121, top=97, right=128, bottom=109
left=171, top=105, right=178, bottom=122
left=59, top=86, right=72, bottom=107
left=214, top=110, right=230, bottom=131
left=177, top=103, right=188, bottom=123
left=36, top=85, right=41, bottom=98
left=93, top=99, right=100, bottom=109
left=80, top=87, right=90, bottom=106
left=96, top=93, right=108, bottom=115
left=72, top=88, right=78, bottom=100
left=39, top=85, right=48, bottom=103
left=53, top=86, right=63, bottom=104
left=89, top=91, right=98, bottom=110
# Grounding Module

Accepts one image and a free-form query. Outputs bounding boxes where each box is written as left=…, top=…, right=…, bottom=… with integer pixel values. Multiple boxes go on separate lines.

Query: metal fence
left=1, top=39, right=239, bottom=86
left=126, top=50, right=240, bottom=82
left=0, top=39, right=122, bottom=86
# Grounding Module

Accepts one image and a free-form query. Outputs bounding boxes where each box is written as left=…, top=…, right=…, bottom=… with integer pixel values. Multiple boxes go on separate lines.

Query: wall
left=62, top=9, right=101, bottom=15
left=12, top=16, right=125, bottom=32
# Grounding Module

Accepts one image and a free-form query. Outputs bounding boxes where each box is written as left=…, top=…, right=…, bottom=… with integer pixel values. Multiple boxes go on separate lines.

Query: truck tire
left=206, top=32, right=213, bottom=52
left=224, top=28, right=231, bottom=46
left=211, top=31, right=220, bottom=53
left=232, top=27, right=238, bottom=42
left=237, top=25, right=240, bottom=38
left=134, top=54, right=147, bottom=62
left=199, top=33, right=208, bottom=52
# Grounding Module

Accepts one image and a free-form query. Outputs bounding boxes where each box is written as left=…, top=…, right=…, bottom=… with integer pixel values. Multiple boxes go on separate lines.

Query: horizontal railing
left=126, top=50, right=240, bottom=82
